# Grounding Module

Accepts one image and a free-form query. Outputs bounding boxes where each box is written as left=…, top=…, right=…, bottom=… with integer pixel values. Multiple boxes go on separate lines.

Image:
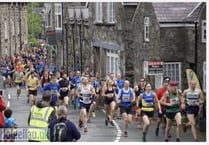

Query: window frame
left=107, top=2, right=115, bottom=24
left=144, top=17, right=150, bottom=42
left=106, top=50, right=119, bottom=76
left=54, top=3, right=62, bottom=30
left=95, top=2, right=103, bottom=23
left=201, top=20, right=206, bottom=43
left=163, top=62, right=181, bottom=88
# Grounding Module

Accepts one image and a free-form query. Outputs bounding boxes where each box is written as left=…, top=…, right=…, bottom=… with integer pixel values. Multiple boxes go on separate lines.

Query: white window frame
left=95, top=2, right=102, bottom=23
left=55, top=3, right=62, bottom=30
left=201, top=20, right=206, bottom=43
left=107, top=2, right=115, bottom=24
left=11, top=21, right=15, bottom=36
left=163, top=62, right=181, bottom=88
left=106, top=50, right=119, bottom=76
left=144, top=17, right=150, bottom=42
left=203, top=61, right=206, bottom=92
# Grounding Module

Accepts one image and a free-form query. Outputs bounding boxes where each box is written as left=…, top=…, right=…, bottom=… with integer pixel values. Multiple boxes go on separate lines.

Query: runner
left=13, top=69, right=24, bottom=99
left=155, top=77, right=170, bottom=136
left=160, top=81, right=182, bottom=142
left=102, top=79, right=116, bottom=126
left=116, top=80, right=135, bottom=137
left=76, top=77, right=95, bottom=132
left=87, top=76, right=97, bottom=123
left=71, top=71, right=82, bottom=109
left=41, top=70, right=51, bottom=87
left=181, top=80, right=204, bottom=141
left=27, top=72, right=40, bottom=106
left=134, top=78, right=145, bottom=129
left=136, top=83, right=162, bottom=142
left=58, top=73, right=71, bottom=108
left=1, top=64, right=11, bottom=89
left=41, top=76, right=61, bottom=113
left=115, top=73, right=124, bottom=120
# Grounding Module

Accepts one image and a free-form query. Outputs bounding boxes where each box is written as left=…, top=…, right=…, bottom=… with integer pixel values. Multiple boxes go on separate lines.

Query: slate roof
left=152, top=2, right=201, bottom=23
left=33, top=7, right=44, bottom=15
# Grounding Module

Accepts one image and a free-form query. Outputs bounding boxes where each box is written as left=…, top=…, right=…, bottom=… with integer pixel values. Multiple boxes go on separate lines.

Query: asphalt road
left=0, top=83, right=206, bottom=142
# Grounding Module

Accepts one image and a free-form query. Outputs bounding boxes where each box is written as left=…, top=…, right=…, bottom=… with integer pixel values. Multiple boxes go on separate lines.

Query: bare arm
left=180, top=90, right=187, bottom=110
left=154, top=93, right=161, bottom=112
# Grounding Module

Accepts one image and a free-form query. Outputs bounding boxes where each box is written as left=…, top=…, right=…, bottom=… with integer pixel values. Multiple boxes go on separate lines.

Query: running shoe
left=109, top=120, right=114, bottom=126
left=194, top=139, right=198, bottom=142
left=84, top=128, right=88, bottom=132
left=124, top=131, right=128, bottom=137
left=155, top=127, right=159, bottom=136
left=105, top=119, right=108, bottom=126
left=142, top=133, right=146, bottom=142
left=79, top=119, right=83, bottom=128
left=176, top=138, right=180, bottom=142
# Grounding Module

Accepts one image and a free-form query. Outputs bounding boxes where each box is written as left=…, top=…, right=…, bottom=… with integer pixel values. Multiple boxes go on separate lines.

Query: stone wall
left=0, top=3, right=28, bottom=57
left=132, top=3, right=161, bottom=84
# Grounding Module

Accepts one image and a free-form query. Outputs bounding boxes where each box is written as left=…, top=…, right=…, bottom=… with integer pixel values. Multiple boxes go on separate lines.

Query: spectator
left=3, top=108, right=18, bottom=142
left=28, top=91, right=56, bottom=142
left=48, top=105, right=81, bottom=142
left=0, top=90, right=6, bottom=140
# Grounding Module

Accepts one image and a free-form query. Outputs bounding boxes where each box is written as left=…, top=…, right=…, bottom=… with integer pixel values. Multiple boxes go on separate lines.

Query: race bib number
left=189, top=100, right=197, bottom=106
left=83, top=97, right=90, bottom=102
left=122, top=95, right=130, bottom=102
left=170, top=98, right=179, bottom=105
left=146, top=102, right=153, bottom=107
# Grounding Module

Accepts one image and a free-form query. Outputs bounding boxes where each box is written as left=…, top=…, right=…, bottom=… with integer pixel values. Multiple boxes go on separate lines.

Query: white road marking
left=7, top=93, right=11, bottom=107
left=102, top=109, right=121, bottom=142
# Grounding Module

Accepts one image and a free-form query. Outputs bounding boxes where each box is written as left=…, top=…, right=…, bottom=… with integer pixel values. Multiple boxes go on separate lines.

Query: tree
left=27, top=3, right=43, bottom=47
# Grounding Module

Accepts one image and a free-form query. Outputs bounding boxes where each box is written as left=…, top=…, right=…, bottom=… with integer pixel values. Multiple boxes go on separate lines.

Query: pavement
left=0, top=81, right=207, bottom=142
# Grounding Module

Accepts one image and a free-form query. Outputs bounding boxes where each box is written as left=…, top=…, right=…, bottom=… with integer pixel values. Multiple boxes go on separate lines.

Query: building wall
left=88, top=2, right=123, bottom=79
left=0, top=3, right=28, bottom=58
left=132, top=3, right=161, bottom=84
left=196, top=3, right=206, bottom=89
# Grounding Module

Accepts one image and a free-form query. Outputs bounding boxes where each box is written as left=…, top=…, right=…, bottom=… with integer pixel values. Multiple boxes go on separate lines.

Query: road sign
left=144, top=61, right=164, bottom=75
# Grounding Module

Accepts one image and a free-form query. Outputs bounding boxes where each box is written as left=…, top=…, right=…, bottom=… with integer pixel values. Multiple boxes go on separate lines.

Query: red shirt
left=156, top=87, right=167, bottom=100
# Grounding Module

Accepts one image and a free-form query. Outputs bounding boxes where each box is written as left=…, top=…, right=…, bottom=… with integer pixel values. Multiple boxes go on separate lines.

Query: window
left=106, top=50, right=119, bottom=76
left=96, top=2, right=102, bottom=23
left=55, top=3, right=62, bottom=29
left=163, top=62, right=181, bottom=88
left=203, top=61, right=206, bottom=92
left=122, top=2, right=138, bottom=5
left=107, top=2, right=115, bottom=23
left=5, top=20, right=8, bottom=39
left=144, top=17, right=150, bottom=42
left=202, top=20, right=206, bottom=43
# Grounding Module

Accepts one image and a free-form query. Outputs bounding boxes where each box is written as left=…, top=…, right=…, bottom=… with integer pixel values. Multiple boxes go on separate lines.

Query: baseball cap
left=170, top=81, right=178, bottom=86
left=163, top=76, right=170, bottom=82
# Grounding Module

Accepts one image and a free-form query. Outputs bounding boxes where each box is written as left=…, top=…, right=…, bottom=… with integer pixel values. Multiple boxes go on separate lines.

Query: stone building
left=0, top=2, right=28, bottom=58
left=132, top=2, right=206, bottom=90
left=45, top=2, right=206, bottom=91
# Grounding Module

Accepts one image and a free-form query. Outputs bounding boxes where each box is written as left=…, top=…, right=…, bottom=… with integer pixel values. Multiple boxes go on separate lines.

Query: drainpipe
left=194, top=21, right=198, bottom=73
